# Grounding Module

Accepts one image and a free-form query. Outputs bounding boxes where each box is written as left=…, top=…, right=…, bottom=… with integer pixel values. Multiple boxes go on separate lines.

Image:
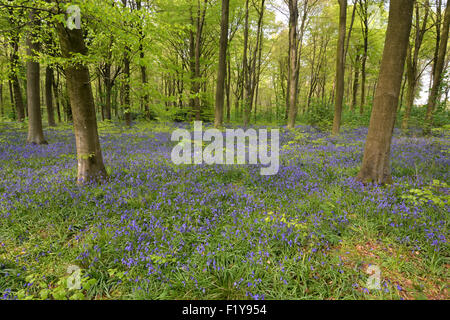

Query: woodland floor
left=0, top=121, right=448, bottom=300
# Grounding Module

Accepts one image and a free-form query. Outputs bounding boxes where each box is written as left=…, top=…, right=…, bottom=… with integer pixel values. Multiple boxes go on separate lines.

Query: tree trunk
left=45, top=66, right=56, bottom=127
left=10, top=37, right=26, bottom=122
left=0, top=83, right=3, bottom=118
left=56, top=23, right=107, bottom=184
left=8, top=80, right=13, bottom=107
left=123, top=48, right=132, bottom=126
left=332, top=0, right=347, bottom=136
left=356, top=0, right=414, bottom=184
left=403, top=45, right=416, bottom=131
left=64, top=79, right=73, bottom=122
left=136, top=0, right=149, bottom=118
left=242, top=0, right=251, bottom=126
left=424, top=0, right=449, bottom=134
left=26, top=10, right=47, bottom=145
left=53, top=69, right=61, bottom=123
left=214, top=0, right=229, bottom=128
left=226, top=52, right=232, bottom=122
left=351, top=54, right=360, bottom=111
left=287, top=0, right=299, bottom=129
left=358, top=0, right=369, bottom=114
left=122, top=0, right=132, bottom=126
left=97, top=69, right=104, bottom=120
left=403, top=2, right=430, bottom=131
left=104, top=63, right=112, bottom=120
left=193, top=0, right=208, bottom=121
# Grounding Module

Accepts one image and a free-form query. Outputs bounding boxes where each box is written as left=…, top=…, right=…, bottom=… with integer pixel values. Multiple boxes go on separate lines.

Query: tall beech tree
left=424, top=0, right=449, bottom=134
left=356, top=0, right=414, bottom=184
left=356, top=0, right=369, bottom=114
left=26, top=10, right=47, bottom=145
left=45, top=66, right=56, bottom=127
left=243, top=0, right=265, bottom=126
left=122, top=0, right=132, bottom=126
left=402, top=1, right=430, bottom=131
left=9, top=33, right=26, bottom=122
left=136, top=0, right=150, bottom=118
left=55, top=8, right=107, bottom=184
left=214, top=0, right=230, bottom=128
left=242, top=0, right=250, bottom=126
left=332, top=0, right=347, bottom=135
left=286, top=0, right=299, bottom=130
left=286, top=0, right=310, bottom=129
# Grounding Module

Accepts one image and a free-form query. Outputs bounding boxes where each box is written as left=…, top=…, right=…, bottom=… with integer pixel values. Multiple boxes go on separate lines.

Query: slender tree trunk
left=26, top=10, right=47, bottom=145
left=403, top=46, right=416, bottom=131
left=403, top=2, right=430, bottom=131
left=121, top=0, right=132, bottom=126
left=424, top=0, right=449, bottom=134
left=359, top=0, right=369, bottom=114
left=226, top=52, right=231, bottom=122
left=105, top=81, right=112, bottom=121
left=399, top=73, right=407, bottom=111
left=113, top=85, right=118, bottom=118
left=242, top=0, right=250, bottom=126
left=248, top=1, right=265, bottom=124
left=351, top=54, right=360, bottom=111
left=123, top=48, right=131, bottom=126
left=193, top=0, right=208, bottom=121
left=8, top=80, right=15, bottom=118
left=10, top=37, right=25, bottom=122
left=136, top=1, right=149, bottom=118
left=214, top=0, right=229, bottom=128
left=45, top=66, right=56, bottom=127
left=332, top=0, right=347, bottom=135
left=97, top=69, right=104, bottom=120
left=56, top=22, right=107, bottom=184
left=287, top=0, right=299, bottom=129
left=0, top=83, right=3, bottom=118
left=431, top=0, right=442, bottom=87
left=356, top=0, right=414, bottom=184
left=53, top=69, right=61, bottom=123
left=140, top=52, right=149, bottom=117
left=344, top=1, right=357, bottom=59
left=188, top=7, right=196, bottom=122
left=64, top=78, right=73, bottom=122
left=104, top=63, right=112, bottom=120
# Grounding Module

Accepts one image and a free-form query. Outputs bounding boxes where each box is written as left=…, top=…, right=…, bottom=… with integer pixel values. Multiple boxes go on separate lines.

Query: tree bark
left=242, top=0, right=251, bottom=126
left=192, top=0, right=208, bottom=121
left=136, top=1, right=150, bottom=118
left=8, top=80, right=14, bottom=118
left=0, top=83, right=3, bottom=118
left=424, top=0, right=449, bottom=134
left=64, top=78, right=73, bottom=122
left=356, top=0, right=414, bottom=184
left=214, top=0, right=229, bottom=128
left=351, top=53, right=361, bottom=111
left=26, top=10, right=47, bottom=145
left=123, top=47, right=132, bottom=126
left=122, top=0, right=132, bottom=126
left=56, top=23, right=107, bottom=184
left=45, top=66, right=56, bottom=127
left=226, top=51, right=232, bottom=122
left=104, top=64, right=112, bottom=121
left=402, top=1, right=430, bottom=131
left=332, top=0, right=347, bottom=136
left=245, top=0, right=265, bottom=125
left=53, top=68, right=61, bottom=123
left=287, top=0, right=299, bottom=129
left=358, top=0, right=369, bottom=114
left=10, top=36, right=26, bottom=122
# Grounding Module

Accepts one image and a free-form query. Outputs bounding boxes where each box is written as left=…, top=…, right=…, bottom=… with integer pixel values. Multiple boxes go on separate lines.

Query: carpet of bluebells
left=0, top=121, right=448, bottom=300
